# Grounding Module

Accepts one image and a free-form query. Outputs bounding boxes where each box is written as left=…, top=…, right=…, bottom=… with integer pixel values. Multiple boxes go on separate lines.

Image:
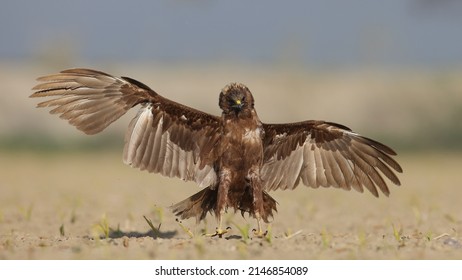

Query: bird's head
left=219, top=83, right=254, bottom=116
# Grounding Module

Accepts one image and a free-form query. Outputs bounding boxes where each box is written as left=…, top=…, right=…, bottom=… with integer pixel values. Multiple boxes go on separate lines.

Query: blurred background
left=2, top=1, right=462, bottom=261
left=1, top=0, right=462, bottom=152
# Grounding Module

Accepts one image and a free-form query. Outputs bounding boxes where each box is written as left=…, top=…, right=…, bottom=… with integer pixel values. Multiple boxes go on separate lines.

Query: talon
left=204, top=226, right=231, bottom=238
left=252, top=228, right=268, bottom=238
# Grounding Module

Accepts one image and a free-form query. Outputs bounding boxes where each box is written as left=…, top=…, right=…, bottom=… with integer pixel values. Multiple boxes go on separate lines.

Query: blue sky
left=1, top=0, right=462, bottom=68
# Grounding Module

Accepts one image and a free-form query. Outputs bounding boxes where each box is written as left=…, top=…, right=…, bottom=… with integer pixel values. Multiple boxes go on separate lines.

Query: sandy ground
left=1, top=151, right=462, bottom=259
left=1, top=63, right=461, bottom=260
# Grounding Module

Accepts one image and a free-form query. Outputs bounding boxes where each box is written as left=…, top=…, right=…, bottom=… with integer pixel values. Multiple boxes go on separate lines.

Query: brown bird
left=30, top=68, right=402, bottom=237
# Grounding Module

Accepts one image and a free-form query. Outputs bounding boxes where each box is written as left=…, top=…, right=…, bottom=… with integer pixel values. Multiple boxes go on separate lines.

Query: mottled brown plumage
left=30, top=68, right=402, bottom=237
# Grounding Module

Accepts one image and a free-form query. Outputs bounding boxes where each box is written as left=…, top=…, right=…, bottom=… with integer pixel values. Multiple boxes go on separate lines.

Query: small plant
left=59, top=224, right=65, bottom=237
left=142, top=205, right=165, bottom=238
left=70, top=209, right=77, bottom=224
left=391, top=223, right=406, bottom=247
left=94, top=214, right=110, bottom=239
left=264, top=224, right=273, bottom=244
left=320, top=228, right=331, bottom=248
left=391, top=223, right=402, bottom=242
left=18, top=203, right=34, bottom=221
left=63, top=196, right=81, bottom=224
left=3, top=239, right=12, bottom=250
left=110, top=224, right=124, bottom=238
left=176, top=218, right=194, bottom=238
left=232, top=222, right=250, bottom=243
left=143, top=215, right=161, bottom=238
left=151, top=205, right=164, bottom=224
left=425, top=231, right=433, bottom=242
left=357, top=228, right=367, bottom=247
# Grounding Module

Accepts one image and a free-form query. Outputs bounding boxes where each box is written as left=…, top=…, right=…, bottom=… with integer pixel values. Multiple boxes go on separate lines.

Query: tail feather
left=170, top=187, right=218, bottom=222
left=171, top=187, right=278, bottom=223
left=238, top=190, right=278, bottom=223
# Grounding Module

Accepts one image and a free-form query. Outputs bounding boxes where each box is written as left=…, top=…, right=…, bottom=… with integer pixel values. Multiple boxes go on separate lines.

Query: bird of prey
left=30, top=68, right=402, bottom=237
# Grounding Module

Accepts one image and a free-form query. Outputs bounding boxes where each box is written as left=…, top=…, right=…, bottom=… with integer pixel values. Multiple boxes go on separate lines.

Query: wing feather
left=287, top=147, right=304, bottom=189
left=262, top=121, right=402, bottom=197
left=314, top=147, right=328, bottom=188
left=31, top=69, right=153, bottom=134
left=324, top=145, right=347, bottom=189
left=31, top=68, right=221, bottom=188
left=123, top=106, right=219, bottom=187
left=141, top=118, right=156, bottom=171
left=301, top=144, right=315, bottom=188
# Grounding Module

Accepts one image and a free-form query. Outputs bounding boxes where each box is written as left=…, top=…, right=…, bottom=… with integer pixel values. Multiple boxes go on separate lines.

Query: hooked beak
left=231, top=99, right=243, bottom=111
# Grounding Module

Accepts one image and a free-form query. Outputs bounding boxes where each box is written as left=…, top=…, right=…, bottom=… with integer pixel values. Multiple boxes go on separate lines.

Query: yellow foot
left=204, top=226, right=231, bottom=238
left=252, top=229, right=268, bottom=238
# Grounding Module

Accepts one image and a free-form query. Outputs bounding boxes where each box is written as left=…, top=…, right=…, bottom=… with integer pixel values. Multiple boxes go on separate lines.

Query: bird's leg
left=252, top=213, right=267, bottom=238
left=204, top=169, right=232, bottom=238
left=210, top=210, right=231, bottom=238
left=248, top=168, right=267, bottom=238
left=203, top=211, right=230, bottom=238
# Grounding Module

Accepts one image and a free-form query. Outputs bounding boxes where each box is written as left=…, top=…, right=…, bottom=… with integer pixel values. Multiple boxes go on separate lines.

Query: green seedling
left=391, top=223, right=406, bottom=248
left=63, top=196, right=81, bottom=224
left=231, top=222, right=250, bottom=243
left=264, top=224, right=273, bottom=244
left=391, top=223, right=403, bottom=242
left=320, top=228, right=331, bottom=248
left=176, top=218, right=194, bottom=238
left=18, top=203, right=34, bottom=221
left=110, top=224, right=124, bottom=238
left=3, top=239, right=12, bottom=250
left=152, top=206, right=164, bottom=224
left=70, top=209, right=77, bottom=224
left=357, top=228, right=367, bottom=247
left=143, top=215, right=161, bottom=238
left=94, top=214, right=110, bottom=239
left=425, top=231, right=433, bottom=242
left=59, top=224, right=65, bottom=237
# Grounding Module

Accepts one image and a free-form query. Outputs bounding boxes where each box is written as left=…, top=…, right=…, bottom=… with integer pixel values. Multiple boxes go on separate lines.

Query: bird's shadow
left=107, top=228, right=178, bottom=239
left=225, top=234, right=242, bottom=240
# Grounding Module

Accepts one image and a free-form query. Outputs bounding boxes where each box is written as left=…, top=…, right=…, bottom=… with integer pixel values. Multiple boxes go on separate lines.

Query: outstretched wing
left=31, top=68, right=221, bottom=188
left=261, top=121, right=402, bottom=197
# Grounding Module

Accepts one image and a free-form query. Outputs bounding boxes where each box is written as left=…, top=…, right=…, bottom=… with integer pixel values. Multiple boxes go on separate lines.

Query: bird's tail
left=170, top=187, right=218, bottom=222
left=171, top=186, right=278, bottom=223
left=237, top=189, right=278, bottom=223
